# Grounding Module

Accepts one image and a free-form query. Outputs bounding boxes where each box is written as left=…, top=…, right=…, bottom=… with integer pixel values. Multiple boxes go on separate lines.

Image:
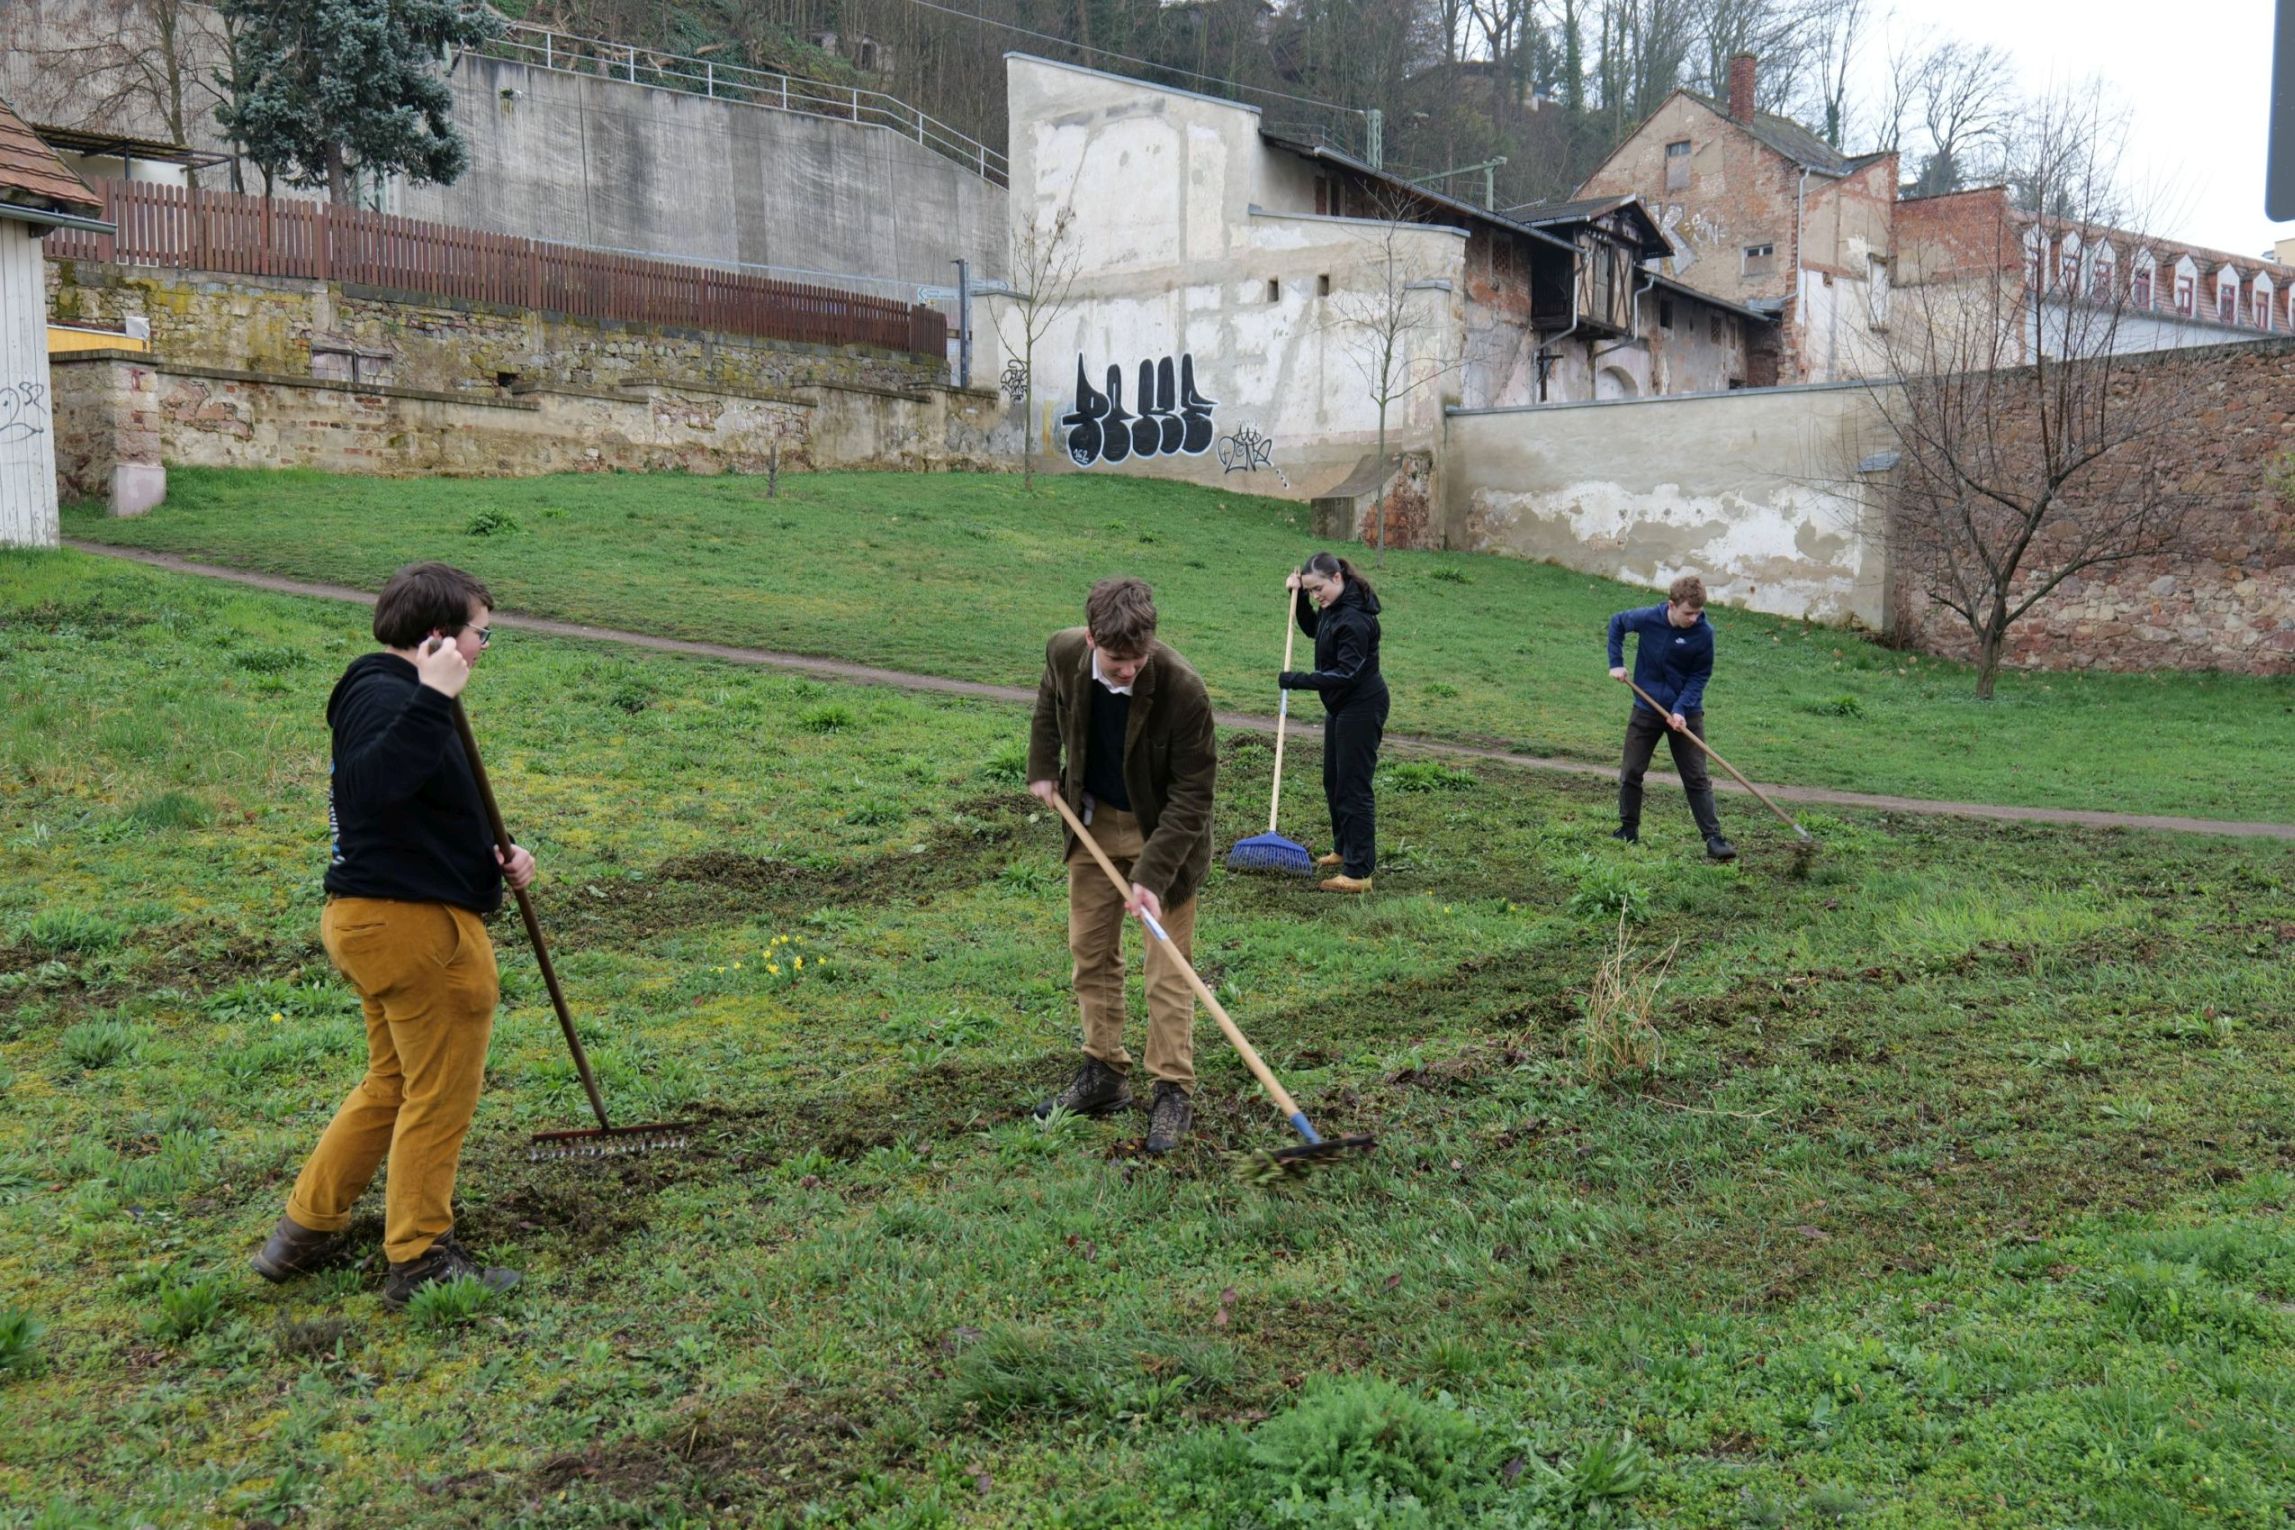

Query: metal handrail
left=468, top=21, right=1009, bottom=187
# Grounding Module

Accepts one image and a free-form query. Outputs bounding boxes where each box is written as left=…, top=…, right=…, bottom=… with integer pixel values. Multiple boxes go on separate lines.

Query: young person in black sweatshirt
left=1281, top=551, right=1388, bottom=893
left=252, top=562, right=534, bottom=1308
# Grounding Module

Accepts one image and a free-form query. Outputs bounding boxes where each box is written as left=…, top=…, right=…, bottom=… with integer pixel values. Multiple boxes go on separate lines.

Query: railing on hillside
left=45, top=181, right=949, bottom=361
left=468, top=21, right=1009, bottom=188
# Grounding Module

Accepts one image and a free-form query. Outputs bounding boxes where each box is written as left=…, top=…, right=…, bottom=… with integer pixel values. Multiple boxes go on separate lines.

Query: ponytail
left=1302, top=550, right=1376, bottom=601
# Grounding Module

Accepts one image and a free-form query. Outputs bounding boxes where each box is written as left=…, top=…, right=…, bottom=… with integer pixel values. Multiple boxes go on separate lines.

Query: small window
left=1709, top=313, right=1724, bottom=343
left=1726, top=377, right=1745, bottom=390
left=2174, top=271, right=2195, bottom=315
left=2217, top=276, right=2238, bottom=324
left=1267, top=278, right=1281, bottom=302
left=2132, top=266, right=2154, bottom=308
left=1742, top=242, right=1776, bottom=276
left=1658, top=297, right=1675, bottom=330
left=2256, top=284, right=2274, bottom=330
left=1867, top=253, right=1890, bottom=328
left=1665, top=138, right=1691, bottom=192
left=1317, top=273, right=1331, bottom=296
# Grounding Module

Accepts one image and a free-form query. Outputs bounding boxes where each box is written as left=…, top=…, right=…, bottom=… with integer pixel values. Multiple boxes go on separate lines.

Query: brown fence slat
left=58, top=179, right=943, bottom=359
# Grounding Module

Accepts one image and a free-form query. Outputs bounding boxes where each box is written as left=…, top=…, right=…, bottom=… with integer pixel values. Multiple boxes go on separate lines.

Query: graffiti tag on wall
left=0, top=382, right=48, bottom=444
left=1216, top=425, right=1288, bottom=489
left=1000, top=359, right=1030, bottom=403
left=1062, top=355, right=1217, bottom=467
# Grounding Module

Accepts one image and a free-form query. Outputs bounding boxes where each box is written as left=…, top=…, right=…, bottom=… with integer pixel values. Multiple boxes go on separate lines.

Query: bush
left=464, top=508, right=522, bottom=537
left=1382, top=760, right=1480, bottom=794
left=405, top=1275, right=502, bottom=1330
left=59, top=1019, right=140, bottom=1071
left=0, top=1308, right=41, bottom=1379
left=18, top=909, right=126, bottom=954
left=1568, top=856, right=1651, bottom=924
left=148, top=1278, right=227, bottom=1341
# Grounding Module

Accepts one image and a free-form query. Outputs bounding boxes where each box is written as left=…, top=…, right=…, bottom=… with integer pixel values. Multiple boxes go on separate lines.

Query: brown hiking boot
left=1317, top=874, right=1373, bottom=894
left=1145, top=1082, right=1193, bottom=1155
left=382, top=1233, right=521, bottom=1311
left=251, top=1214, right=348, bottom=1284
left=1314, top=852, right=1344, bottom=869
left=1033, top=1057, right=1132, bottom=1120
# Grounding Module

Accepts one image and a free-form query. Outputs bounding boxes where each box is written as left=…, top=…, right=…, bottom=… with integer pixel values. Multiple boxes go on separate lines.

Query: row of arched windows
left=2027, top=229, right=2279, bottom=331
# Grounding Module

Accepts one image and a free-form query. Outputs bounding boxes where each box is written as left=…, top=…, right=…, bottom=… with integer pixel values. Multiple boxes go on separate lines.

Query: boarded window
left=1665, top=139, right=1692, bottom=192
left=1317, top=273, right=1332, bottom=296
left=1742, top=242, right=1776, bottom=277
left=1267, top=278, right=1281, bottom=302
left=1867, top=253, right=1890, bottom=328
left=1709, top=312, right=1724, bottom=344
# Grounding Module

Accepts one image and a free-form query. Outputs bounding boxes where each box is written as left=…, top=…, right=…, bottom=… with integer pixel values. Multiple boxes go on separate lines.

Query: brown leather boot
left=251, top=1214, right=348, bottom=1284
left=1317, top=874, right=1373, bottom=894
left=383, top=1233, right=521, bottom=1310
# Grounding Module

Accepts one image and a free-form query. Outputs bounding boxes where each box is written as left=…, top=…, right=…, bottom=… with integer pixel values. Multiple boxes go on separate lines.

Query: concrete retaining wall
left=1444, top=382, right=1895, bottom=627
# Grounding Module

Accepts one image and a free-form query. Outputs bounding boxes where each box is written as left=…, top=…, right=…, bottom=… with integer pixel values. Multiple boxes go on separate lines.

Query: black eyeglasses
left=464, top=624, right=493, bottom=649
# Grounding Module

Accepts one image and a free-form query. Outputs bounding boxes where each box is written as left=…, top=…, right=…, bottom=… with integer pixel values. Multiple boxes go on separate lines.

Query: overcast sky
left=1858, top=0, right=2283, bottom=258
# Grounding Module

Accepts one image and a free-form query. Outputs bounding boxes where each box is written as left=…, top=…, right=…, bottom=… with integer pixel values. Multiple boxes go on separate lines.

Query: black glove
left=1278, top=671, right=1307, bottom=690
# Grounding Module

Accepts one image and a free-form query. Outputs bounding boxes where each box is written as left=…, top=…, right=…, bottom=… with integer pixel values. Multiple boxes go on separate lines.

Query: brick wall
left=1888, top=337, right=2295, bottom=675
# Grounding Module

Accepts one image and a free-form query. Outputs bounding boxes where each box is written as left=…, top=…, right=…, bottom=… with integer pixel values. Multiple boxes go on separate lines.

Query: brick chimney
left=1728, top=53, right=1757, bottom=124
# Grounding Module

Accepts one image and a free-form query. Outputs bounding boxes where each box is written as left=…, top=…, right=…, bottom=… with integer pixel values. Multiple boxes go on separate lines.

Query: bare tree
left=1872, top=85, right=2190, bottom=698
left=986, top=203, right=1083, bottom=494
left=1328, top=201, right=1466, bottom=563
left=0, top=0, right=231, bottom=179
left=1908, top=38, right=2017, bottom=196
left=1799, top=0, right=1867, bottom=148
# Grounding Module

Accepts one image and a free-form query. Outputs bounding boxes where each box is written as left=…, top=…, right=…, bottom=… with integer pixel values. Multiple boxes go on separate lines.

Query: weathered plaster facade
left=1574, top=63, right=1897, bottom=385
left=1444, top=382, right=1895, bottom=627
left=996, top=55, right=1469, bottom=501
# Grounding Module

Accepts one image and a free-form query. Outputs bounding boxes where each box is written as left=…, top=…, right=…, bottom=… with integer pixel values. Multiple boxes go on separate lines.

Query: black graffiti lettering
left=1178, top=355, right=1217, bottom=455
left=0, top=381, right=48, bottom=444
left=1215, top=424, right=1289, bottom=488
left=1098, top=365, right=1133, bottom=464
left=1061, top=356, right=1107, bottom=467
left=1060, top=353, right=1220, bottom=467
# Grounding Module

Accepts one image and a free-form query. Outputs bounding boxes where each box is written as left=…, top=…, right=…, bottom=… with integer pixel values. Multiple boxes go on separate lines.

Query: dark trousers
left=1323, top=689, right=1388, bottom=878
left=1618, top=707, right=1722, bottom=839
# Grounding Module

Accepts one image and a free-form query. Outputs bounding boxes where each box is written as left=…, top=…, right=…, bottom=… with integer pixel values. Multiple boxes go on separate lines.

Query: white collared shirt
left=1090, top=651, right=1134, bottom=696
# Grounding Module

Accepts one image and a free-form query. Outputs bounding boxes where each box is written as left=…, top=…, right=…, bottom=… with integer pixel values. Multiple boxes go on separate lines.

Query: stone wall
left=46, top=259, right=943, bottom=399
left=1886, top=338, right=2295, bottom=676
left=52, top=352, right=1007, bottom=496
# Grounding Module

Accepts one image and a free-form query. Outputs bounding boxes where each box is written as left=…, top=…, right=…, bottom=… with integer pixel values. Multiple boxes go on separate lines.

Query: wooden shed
left=0, top=96, right=107, bottom=547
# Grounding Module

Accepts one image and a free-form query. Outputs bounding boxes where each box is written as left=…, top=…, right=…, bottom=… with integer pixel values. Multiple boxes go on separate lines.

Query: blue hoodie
left=1607, top=604, right=1713, bottom=716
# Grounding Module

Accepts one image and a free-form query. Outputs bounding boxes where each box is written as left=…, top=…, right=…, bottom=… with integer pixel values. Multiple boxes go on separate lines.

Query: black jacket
left=1281, top=580, right=1385, bottom=713
left=322, top=654, right=502, bottom=914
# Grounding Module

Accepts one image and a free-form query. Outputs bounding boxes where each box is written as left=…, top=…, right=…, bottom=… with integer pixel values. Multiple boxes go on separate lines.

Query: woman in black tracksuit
left=1280, top=551, right=1387, bottom=894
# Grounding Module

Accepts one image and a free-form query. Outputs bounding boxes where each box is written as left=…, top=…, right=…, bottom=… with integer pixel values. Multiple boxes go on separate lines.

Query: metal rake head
left=1227, top=1134, right=1378, bottom=1185
left=527, top=1122, right=697, bottom=1162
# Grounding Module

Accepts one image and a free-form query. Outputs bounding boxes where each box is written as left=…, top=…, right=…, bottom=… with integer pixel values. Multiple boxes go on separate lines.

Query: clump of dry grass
left=1578, top=912, right=1676, bottom=1085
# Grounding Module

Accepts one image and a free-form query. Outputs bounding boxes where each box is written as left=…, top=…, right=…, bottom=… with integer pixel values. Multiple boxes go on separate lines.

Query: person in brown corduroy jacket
left=1025, top=576, right=1218, bottom=1154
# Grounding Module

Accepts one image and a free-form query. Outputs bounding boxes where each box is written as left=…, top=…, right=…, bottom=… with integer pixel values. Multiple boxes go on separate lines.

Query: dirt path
left=69, top=541, right=2295, bottom=842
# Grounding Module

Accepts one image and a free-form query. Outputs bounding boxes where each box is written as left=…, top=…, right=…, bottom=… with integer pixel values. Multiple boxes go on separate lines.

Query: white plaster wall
left=998, top=55, right=1466, bottom=498
left=1, top=224, right=60, bottom=549
left=1444, top=381, right=1895, bottom=626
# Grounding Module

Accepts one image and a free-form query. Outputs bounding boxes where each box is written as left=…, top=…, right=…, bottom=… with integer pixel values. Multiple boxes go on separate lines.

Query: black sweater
left=322, top=654, right=502, bottom=914
left=1281, top=580, right=1385, bottom=713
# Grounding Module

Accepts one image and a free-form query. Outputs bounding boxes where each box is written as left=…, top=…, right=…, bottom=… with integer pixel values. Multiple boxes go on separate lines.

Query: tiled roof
left=1685, top=90, right=1871, bottom=177
left=0, top=96, right=100, bottom=212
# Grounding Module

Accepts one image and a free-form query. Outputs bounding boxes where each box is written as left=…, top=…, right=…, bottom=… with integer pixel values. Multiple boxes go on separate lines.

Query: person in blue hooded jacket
left=1606, top=574, right=1735, bottom=861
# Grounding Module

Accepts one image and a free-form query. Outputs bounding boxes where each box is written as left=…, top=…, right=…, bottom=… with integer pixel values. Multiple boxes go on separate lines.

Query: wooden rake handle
left=1268, top=582, right=1298, bottom=834
left=451, top=698, right=616, bottom=1132
left=1044, top=791, right=1312, bottom=1129
left=1624, top=678, right=1809, bottom=840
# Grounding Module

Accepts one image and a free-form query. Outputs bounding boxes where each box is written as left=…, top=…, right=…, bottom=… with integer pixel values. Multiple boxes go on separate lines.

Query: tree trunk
left=1021, top=335, right=1035, bottom=493
left=327, top=146, right=353, bottom=207
left=1373, top=402, right=1388, bottom=567
left=1973, top=617, right=2006, bottom=700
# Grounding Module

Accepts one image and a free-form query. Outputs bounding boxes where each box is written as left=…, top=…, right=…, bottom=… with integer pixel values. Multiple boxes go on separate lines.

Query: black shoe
left=382, top=1233, right=521, bottom=1310
left=1705, top=835, right=1738, bottom=862
left=251, top=1214, right=348, bottom=1284
left=1145, top=1082, right=1193, bottom=1155
left=1611, top=824, right=1638, bottom=843
left=1033, top=1057, right=1132, bottom=1120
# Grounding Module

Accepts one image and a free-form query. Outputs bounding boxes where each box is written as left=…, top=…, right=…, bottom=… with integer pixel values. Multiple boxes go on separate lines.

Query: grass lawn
left=62, top=467, right=2295, bottom=823
left=5, top=547, right=2294, bottom=1527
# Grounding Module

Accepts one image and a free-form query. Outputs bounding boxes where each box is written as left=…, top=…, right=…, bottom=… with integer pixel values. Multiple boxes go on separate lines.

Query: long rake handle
left=1625, top=678, right=1808, bottom=840
left=1046, top=792, right=1315, bottom=1135
left=1268, top=584, right=1298, bottom=834
left=452, top=699, right=615, bottom=1133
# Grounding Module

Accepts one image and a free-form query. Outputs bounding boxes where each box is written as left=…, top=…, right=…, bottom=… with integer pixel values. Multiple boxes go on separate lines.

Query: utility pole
left=953, top=258, right=972, bottom=388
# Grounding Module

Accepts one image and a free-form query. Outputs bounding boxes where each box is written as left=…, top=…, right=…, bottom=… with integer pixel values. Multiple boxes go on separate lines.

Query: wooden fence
left=46, top=181, right=948, bottom=360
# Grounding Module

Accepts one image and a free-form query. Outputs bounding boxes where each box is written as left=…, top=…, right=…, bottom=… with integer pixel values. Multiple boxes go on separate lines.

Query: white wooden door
left=0, top=221, right=60, bottom=548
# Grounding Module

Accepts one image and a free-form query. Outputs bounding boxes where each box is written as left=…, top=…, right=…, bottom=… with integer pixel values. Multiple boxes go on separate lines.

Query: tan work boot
left=1314, top=852, right=1344, bottom=869
left=1317, top=874, right=1373, bottom=894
